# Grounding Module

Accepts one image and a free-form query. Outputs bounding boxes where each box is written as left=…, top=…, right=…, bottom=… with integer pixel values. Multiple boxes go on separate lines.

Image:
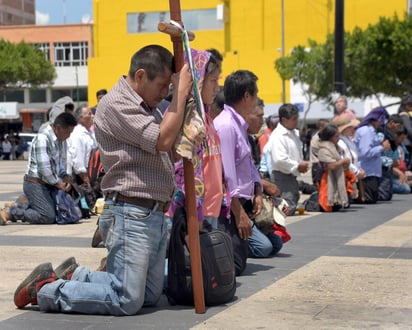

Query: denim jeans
left=203, top=216, right=218, bottom=229
left=9, top=181, right=56, bottom=224
left=392, top=178, right=411, bottom=194
left=248, top=220, right=283, bottom=257
left=37, top=199, right=168, bottom=315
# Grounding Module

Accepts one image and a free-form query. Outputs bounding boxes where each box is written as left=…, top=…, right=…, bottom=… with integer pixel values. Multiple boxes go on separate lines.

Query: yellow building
left=88, top=0, right=407, bottom=105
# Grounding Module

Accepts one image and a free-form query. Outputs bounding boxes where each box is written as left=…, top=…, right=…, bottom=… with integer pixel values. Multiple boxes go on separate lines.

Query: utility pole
left=334, top=0, right=344, bottom=94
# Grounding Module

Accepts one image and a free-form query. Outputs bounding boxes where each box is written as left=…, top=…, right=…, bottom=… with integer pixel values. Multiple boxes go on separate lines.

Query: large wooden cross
left=158, top=0, right=205, bottom=314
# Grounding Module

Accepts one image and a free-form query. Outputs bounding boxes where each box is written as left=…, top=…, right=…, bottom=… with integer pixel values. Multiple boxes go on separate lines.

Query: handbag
left=53, top=190, right=82, bottom=224
left=254, top=195, right=289, bottom=234
left=254, top=195, right=275, bottom=234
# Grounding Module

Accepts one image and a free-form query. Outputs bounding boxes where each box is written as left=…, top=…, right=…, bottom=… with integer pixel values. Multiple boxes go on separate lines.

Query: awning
left=19, top=108, right=48, bottom=114
left=0, top=102, right=19, bottom=119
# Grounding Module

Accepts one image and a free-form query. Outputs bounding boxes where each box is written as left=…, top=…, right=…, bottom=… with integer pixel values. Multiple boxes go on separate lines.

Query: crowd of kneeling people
left=4, top=44, right=412, bottom=316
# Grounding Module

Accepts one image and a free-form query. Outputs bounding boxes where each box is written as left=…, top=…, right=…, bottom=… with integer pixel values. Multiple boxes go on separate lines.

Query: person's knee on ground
left=266, top=232, right=283, bottom=255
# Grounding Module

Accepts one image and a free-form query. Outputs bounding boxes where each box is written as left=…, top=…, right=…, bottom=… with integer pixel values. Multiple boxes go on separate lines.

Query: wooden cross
left=158, top=0, right=205, bottom=314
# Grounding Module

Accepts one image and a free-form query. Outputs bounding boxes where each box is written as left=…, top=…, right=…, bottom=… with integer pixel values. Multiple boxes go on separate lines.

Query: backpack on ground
left=71, top=182, right=95, bottom=219
left=52, top=189, right=82, bottom=224
left=88, top=148, right=105, bottom=202
left=166, top=207, right=236, bottom=306
left=303, top=191, right=320, bottom=212
left=218, top=213, right=249, bottom=276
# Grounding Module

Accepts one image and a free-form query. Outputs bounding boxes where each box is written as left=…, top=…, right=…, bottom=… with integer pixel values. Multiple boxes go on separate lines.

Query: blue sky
left=36, top=0, right=93, bottom=25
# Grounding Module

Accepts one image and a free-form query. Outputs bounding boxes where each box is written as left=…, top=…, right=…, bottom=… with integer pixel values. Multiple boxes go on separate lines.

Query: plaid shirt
left=26, top=124, right=67, bottom=185
left=94, top=76, right=176, bottom=203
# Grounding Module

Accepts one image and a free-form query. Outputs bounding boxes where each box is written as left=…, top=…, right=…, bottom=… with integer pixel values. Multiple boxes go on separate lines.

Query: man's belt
left=24, top=175, right=51, bottom=187
left=106, top=192, right=169, bottom=213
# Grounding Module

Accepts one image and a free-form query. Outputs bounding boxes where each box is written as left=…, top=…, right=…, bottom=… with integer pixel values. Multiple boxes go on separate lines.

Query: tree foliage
left=275, top=13, right=412, bottom=103
left=0, top=39, right=55, bottom=90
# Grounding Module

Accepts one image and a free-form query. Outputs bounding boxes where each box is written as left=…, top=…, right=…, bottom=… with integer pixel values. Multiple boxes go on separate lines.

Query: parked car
left=17, top=133, right=36, bottom=147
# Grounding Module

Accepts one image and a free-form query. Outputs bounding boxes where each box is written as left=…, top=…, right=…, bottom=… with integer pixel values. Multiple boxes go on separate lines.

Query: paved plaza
left=0, top=160, right=411, bottom=329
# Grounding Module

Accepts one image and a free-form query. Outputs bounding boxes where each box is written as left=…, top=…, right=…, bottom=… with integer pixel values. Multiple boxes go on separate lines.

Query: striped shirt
left=94, top=76, right=176, bottom=202
left=26, top=124, right=67, bottom=185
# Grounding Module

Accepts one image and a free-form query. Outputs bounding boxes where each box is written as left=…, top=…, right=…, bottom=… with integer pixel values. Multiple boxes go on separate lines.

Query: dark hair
left=65, top=103, right=74, bottom=111
left=96, top=89, right=107, bottom=98
left=212, top=90, right=225, bottom=110
left=223, top=70, right=258, bottom=106
left=318, top=124, right=339, bottom=141
left=278, top=103, right=299, bottom=121
left=128, top=45, right=174, bottom=81
left=402, top=94, right=412, bottom=105
left=397, top=126, right=408, bottom=136
left=53, top=112, right=77, bottom=128
left=205, top=48, right=223, bottom=76
left=388, top=114, right=403, bottom=125
left=317, top=118, right=330, bottom=130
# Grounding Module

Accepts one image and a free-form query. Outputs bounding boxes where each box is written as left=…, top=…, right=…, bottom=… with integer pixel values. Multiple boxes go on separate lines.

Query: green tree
left=275, top=38, right=333, bottom=127
left=275, top=13, right=412, bottom=113
left=346, top=14, right=412, bottom=99
left=0, top=39, right=55, bottom=99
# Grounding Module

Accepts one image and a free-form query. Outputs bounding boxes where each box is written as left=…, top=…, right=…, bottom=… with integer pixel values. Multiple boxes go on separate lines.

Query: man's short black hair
left=128, top=45, right=174, bottom=81
left=96, top=89, right=108, bottom=98
left=53, top=112, right=77, bottom=128
left=65, top=103, right=75, bottom=111
left=279, top=103, right=299, bottom=120
left=223, top=70, right=258, bottom=106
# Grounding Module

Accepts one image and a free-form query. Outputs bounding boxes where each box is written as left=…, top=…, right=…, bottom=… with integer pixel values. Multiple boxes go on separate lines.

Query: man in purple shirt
left=214, top=70, right=280, bottom=275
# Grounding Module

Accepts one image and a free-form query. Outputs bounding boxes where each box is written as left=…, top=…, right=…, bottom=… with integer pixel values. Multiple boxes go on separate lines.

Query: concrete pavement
left=0, top=160, right=411, bottom=329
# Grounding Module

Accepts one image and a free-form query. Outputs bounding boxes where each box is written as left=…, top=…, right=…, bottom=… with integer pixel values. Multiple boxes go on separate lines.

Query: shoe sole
left=14, top=262, right=54, bottom=308
left=0, top=209, right=8, bottom=225
left=55, top=257, right=78, bottom=280
left=91, top=227, right=103, bottom=247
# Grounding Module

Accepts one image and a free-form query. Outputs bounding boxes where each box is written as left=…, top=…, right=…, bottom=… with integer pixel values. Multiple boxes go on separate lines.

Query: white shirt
left=268, top=123, right=303, bottom=176
left=2, top=140, right=12, bottom=153
left=337, top=136, right=360, bottom=176
left=67, top=124, right=96, bottom=175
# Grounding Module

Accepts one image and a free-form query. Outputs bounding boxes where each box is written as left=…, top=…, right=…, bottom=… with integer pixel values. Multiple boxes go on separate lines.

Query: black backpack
left=166, top=208, right=236, bottom=306
left=87, top=148, right=105, bottom=200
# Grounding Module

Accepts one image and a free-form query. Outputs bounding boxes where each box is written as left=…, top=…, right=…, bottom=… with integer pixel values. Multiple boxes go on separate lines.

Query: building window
left=127, top=9, right=223, bottom=34
left=0, top=90, right=24, bottom=103
left=29, top=89, right=47, bottom=103
left=33, top=43, right=50, bottom=62
left=51, top=88, right=88, bottom=103
left=53, top=42, right=88, bottom=67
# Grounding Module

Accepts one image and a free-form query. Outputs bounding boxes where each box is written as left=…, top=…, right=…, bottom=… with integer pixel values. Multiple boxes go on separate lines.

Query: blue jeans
left=248, top=221, right=283, bottom=257
left=392, top=178, right=411, bottom=194
left=37, top=199, right=168, bottom=315
left=9, top=181, right=56, bottom=224
left=203, top=216, right=218, bottom=229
